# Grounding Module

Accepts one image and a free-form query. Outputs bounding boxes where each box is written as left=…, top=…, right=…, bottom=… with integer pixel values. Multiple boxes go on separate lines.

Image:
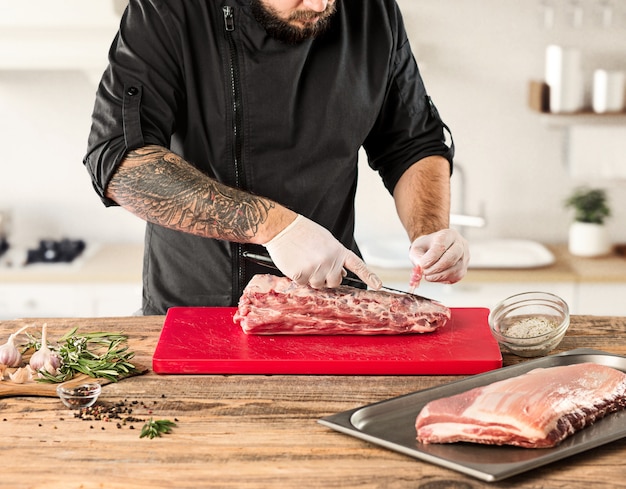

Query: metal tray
left=318, top=349, right=626, bottom=482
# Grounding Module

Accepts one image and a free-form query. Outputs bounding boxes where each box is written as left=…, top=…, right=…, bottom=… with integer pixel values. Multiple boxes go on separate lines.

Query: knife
left=242, top=251, right=438, bottom=303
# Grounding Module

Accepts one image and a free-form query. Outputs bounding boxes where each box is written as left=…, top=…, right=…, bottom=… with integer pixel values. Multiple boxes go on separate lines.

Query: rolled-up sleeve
left=83, top=0, right=182, bottom=206
left=363, top=7, right=453, bottom=195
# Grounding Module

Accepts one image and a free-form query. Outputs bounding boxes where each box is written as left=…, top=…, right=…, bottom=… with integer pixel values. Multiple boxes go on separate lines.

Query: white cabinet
left=575, top=283, right=626, bottom=316
left=0, top=284, right=91, bottom=319
left=90, top=284, right=143, bottom=317
left=387, top=280, right=577, bottom=312
left=0, top=283, right=142, bottom=320
left=386, top=278, right=626, bottom=316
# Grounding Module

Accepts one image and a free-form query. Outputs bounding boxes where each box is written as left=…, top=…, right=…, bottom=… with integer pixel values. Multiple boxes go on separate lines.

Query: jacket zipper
left=223, top=6, right=246, bottom=304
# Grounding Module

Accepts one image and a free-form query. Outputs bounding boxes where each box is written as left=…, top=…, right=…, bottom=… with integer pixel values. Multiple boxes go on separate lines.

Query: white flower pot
left=568, top=222, right=611, bottom=257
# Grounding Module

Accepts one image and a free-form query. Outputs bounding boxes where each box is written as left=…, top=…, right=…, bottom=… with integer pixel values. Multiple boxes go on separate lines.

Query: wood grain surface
left=0, top=314, right=625, bottom=489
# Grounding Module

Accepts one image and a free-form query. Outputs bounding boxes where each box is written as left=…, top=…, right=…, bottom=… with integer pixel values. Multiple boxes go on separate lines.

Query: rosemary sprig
left=27, top=327, right=138, bottom=383
left=140, top=418, right=177, bottom=439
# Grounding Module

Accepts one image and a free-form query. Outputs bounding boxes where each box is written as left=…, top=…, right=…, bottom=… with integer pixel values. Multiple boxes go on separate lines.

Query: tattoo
left=107, top=146, right=275, bottom=242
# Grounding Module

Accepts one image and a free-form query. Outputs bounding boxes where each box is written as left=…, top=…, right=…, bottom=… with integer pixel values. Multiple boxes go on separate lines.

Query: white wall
left=1, top=0, right=625, bottom=249
left=0, top=0, right=143, bottom=246
left=0, top=70, right=144, bottom=245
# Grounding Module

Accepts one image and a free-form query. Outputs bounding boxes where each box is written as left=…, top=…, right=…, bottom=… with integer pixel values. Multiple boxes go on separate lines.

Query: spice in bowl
left=489, top=292, right=570, bottom=357
left=57, top=382, right=102, bottom=409
left=502, top=316, right=560, bottom=339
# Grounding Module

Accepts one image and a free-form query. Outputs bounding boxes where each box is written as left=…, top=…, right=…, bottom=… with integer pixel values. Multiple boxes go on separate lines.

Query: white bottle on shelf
left=545, top=45, right=584, bottom=114
left=592, top=70, right=625, bottom=114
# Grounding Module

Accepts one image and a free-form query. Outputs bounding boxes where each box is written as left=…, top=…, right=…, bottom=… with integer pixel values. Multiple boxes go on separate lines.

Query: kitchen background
left=1, top=0, right=625, bottom=318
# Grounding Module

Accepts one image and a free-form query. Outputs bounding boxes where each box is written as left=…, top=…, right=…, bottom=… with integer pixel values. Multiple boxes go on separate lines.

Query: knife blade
left=242, top=251, right=438, bottom=303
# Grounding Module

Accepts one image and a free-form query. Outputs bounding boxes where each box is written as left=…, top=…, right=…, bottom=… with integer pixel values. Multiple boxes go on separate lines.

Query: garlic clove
left=9, top=365, right=34, bottom=384
left=37, top=359, right=60, bottom=379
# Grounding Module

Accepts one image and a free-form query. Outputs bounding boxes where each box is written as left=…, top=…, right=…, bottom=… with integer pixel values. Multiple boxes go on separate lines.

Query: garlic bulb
left=0, top=325, right=30, bottom=367
left=29, top=323, right=61, bottom=376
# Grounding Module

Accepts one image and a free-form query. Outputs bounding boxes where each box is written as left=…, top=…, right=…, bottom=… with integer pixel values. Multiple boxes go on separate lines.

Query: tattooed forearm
left=106, top=145, right=275, bottom=242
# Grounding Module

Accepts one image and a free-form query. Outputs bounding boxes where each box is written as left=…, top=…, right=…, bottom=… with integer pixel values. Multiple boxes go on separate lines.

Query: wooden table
left=1, top=314, right=625, bottom=489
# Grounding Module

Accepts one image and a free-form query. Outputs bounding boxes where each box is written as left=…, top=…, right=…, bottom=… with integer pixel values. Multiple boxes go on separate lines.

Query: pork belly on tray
left=415, top=362, right=626, bottom=448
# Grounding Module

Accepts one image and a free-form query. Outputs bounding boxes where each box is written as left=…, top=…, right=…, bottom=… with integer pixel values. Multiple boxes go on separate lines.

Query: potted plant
left=565, top=187, right=612, bottom=257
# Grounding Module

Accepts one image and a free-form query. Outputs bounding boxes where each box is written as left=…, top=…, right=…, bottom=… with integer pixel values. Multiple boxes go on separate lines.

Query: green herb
left=140, top=418, right=177, bottom=439
left=565, top=187, right=611, bottom=224
left=27, top=327, right=138, bottom=383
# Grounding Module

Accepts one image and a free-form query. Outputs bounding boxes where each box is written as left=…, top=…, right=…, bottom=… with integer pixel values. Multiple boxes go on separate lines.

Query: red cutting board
left=152, top=307, right=502, bottom=375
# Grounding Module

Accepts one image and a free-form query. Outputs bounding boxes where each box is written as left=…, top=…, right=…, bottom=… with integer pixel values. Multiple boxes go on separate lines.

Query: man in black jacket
left=84, top=0, right=469, bottom=315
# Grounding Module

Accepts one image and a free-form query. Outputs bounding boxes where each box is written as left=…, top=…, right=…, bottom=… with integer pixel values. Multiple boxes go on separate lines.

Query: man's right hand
left=263, top=214, right=381, bottom=290
left=408, top=228, right=469, bottom=284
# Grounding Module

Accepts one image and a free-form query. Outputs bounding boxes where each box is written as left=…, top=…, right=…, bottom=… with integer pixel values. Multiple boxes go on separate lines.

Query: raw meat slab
left=152, top=307, right=502, bottom=375
left=318, top=350, right=626, bottom=481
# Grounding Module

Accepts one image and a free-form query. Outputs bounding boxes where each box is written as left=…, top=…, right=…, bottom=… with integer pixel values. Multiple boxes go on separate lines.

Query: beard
left=250, top=0, right=337, bottom=44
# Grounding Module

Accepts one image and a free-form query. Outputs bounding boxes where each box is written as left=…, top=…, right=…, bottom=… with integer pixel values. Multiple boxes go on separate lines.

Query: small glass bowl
left=488, top=291, right=570, bottom=357
left=56, top=382, right=102, bottom=409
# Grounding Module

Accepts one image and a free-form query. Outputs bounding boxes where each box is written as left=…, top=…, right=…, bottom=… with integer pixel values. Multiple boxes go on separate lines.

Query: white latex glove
left=263, top=215, right=382, bottom=290
left=409, top=229, right=469, bottom=285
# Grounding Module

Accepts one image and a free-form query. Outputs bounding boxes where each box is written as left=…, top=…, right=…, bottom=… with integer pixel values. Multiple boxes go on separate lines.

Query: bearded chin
left=250, top=0, right=336, bottom=44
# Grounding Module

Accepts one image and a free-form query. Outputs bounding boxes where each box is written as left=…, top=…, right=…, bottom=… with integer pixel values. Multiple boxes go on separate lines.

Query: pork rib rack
left=233, top=274, right=450, bottom=335
left=416, top=362, right=626, bottom=448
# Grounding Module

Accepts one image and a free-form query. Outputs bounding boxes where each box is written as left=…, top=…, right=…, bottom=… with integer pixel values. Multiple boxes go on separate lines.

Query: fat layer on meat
left=233, top=274, right=451, bottom=335
left=415, top=362, right=626, bottom=448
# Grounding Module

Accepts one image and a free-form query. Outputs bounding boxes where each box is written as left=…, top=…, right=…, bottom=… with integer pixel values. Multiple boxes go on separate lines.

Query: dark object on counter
left=26, top=239, right=86, bottom=264
left=0, top=237, right=8, bottom=257
left=528, top=80, right=550, bottom=113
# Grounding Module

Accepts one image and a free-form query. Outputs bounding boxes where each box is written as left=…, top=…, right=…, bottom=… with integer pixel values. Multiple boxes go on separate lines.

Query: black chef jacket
left=83, top=0, right=454, bottom=315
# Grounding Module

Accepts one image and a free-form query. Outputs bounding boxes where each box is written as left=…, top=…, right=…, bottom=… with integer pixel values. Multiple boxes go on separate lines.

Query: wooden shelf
left=538, top=111, right=626, bottom=127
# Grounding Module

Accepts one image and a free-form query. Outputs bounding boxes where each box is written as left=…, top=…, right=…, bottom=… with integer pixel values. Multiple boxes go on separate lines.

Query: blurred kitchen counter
left=2, top=243, right=625, bottom=285
left=2, top=243, right=625, bottom=317
left=0, top=244, right=144, bottom=318
left=0, top=243, right=143, bottom=283
left=371, top=244, right=626, bottom=284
